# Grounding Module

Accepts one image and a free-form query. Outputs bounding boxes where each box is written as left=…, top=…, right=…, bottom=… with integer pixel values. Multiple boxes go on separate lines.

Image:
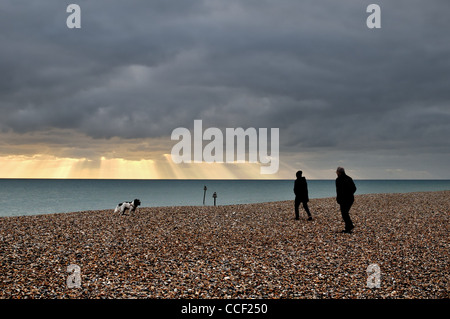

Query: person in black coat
left=294, top=171, right=312, bottom=220
left=335, top=167, right=357, bottom=233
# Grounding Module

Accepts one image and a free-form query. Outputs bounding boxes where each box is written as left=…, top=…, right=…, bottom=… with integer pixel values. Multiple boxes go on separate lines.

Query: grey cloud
left=0, top=0, right=449, bottom=174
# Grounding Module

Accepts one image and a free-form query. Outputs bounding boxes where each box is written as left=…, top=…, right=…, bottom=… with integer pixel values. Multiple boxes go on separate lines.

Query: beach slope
left=0, top=191, right=448, bottom=298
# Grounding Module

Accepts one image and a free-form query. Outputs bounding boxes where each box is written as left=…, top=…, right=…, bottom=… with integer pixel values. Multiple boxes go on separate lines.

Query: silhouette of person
left=294, top=171, right=312, bottom=220
left=335, top=167, right=357, bottom=233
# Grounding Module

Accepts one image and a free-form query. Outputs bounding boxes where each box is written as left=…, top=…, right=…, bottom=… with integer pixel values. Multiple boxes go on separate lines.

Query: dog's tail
left=114, top=203, right=122, bottom=213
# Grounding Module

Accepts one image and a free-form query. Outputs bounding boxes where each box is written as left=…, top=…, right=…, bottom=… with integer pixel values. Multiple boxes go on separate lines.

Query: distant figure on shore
left=335, top=167, right=356, bottom=233
left=294, top=171, right=312, bottom=221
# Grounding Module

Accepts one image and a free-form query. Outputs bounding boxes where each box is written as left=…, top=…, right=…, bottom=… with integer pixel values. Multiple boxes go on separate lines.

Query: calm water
left=0, top=179, right=449, bottom=217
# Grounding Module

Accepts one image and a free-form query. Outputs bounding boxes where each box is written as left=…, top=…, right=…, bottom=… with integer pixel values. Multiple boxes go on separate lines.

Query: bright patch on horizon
left=0, top=154, right=280, bottom=179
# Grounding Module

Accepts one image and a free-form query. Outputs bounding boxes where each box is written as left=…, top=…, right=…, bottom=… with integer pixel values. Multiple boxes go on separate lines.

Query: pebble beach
left=0, top=191, right=448, bottom=299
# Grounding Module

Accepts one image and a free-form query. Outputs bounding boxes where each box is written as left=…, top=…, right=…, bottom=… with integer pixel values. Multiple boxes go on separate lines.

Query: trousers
left=339, top=199, right=354, bottom=231
left=295, top=197, right=311, bottom=219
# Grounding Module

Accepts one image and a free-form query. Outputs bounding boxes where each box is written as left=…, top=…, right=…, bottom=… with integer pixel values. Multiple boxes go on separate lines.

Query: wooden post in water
left=203, top=185, right=207, bottom=205
left=212, top=192, right=217, bottom=207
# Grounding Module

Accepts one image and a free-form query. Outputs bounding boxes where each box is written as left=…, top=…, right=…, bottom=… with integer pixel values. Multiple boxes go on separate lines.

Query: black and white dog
left=114, top=199, right=141, bottom=215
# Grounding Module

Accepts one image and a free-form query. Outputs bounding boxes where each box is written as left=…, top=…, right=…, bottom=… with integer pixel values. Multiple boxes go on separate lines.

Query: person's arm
left=351, top=179, right=357, bottom=194
left=304, top=179, right=309, bottom=199
left=336, top=179, right=341, bottom=204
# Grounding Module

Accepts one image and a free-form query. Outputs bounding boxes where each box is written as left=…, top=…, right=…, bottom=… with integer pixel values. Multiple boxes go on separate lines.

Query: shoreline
left=1, top=189, right=449, bottom=218
left=1, top=179, right=450, bottom=218
left=1, top=190, right=448, bottom=298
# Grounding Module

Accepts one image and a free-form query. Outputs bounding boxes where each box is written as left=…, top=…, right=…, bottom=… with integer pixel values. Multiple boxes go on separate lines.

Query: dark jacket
left=294, top=177, right=309, bottom=202
left=336, top=174, right=356, bottom=205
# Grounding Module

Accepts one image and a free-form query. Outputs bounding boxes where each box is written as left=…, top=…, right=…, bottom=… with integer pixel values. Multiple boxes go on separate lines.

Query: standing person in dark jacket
left=294, top=171, right=312, bottom=221
left=335, top=167, right=357, bottom=233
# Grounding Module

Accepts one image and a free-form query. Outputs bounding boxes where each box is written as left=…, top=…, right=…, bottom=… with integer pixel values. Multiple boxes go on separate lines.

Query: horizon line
left=1, top=178, right=450, bottom=181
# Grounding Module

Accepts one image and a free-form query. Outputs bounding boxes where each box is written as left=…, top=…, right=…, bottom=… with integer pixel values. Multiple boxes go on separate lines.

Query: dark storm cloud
left=1, top=0, right=449, bottom=158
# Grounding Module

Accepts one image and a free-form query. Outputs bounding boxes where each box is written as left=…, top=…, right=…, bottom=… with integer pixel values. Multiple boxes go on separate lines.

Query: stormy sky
left=0, top=0, right=449, bottom=179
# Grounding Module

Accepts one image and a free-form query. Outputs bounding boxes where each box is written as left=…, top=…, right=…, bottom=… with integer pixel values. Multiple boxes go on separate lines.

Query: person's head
left=336, top=167, right=345, bottom=177
left=296, top=170, right=303, bottom=178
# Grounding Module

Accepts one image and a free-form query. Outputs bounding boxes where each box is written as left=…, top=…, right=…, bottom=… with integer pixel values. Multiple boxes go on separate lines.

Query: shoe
left=341, top=229, right=353, bottom=234
left=307, top=217, right=313, bottom=221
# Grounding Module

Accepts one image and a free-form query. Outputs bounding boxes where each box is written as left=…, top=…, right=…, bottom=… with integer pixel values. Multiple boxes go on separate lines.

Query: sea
left=0, top=179, right=449, bottom=217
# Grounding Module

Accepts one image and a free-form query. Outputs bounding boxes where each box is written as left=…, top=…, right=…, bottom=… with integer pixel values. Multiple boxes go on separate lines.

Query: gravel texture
left=0, top=191, right=448, bottom=299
